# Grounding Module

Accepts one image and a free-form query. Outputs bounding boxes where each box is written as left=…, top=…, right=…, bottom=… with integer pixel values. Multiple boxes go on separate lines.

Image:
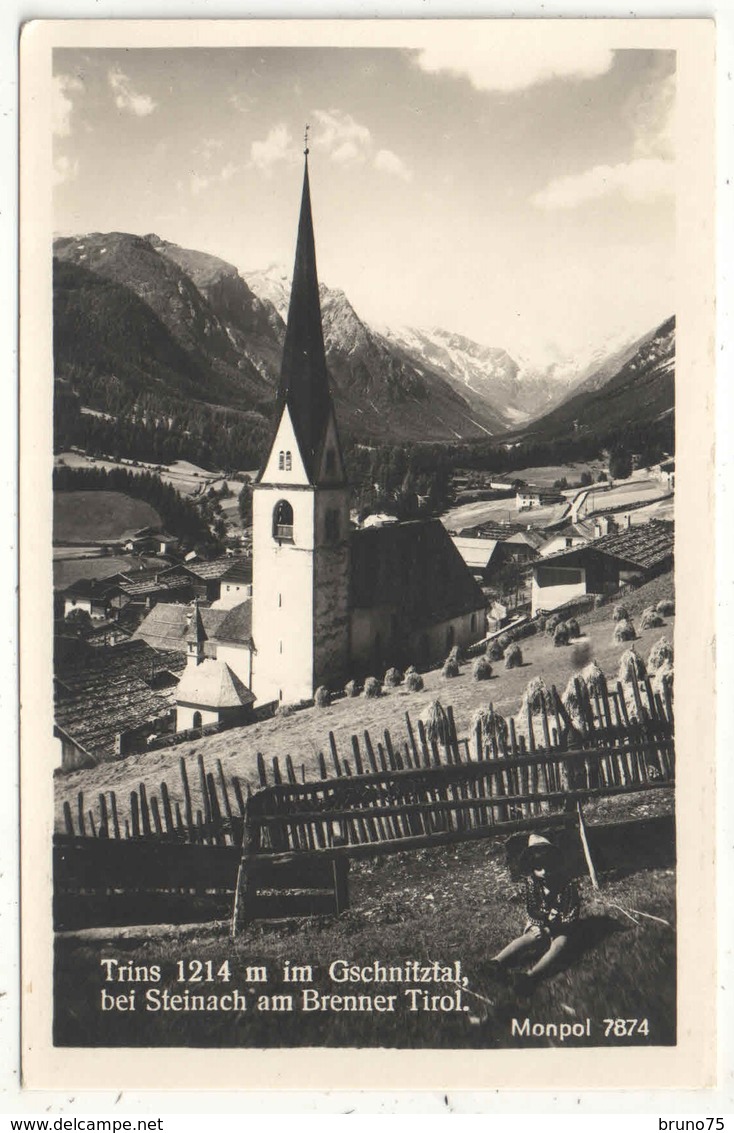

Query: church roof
left=350, top=520, right=486, bottom=629
left=176, top=659, right=255, bottom=710
left=266, top=156, right=335, bottom=483
left=133, top=600, right=253, bottom=653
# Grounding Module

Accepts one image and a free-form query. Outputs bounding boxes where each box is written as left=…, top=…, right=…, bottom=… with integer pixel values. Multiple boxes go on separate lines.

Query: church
left=139, top=149, right=488, bottom=716
left=248, top=150, right=487, bottom=705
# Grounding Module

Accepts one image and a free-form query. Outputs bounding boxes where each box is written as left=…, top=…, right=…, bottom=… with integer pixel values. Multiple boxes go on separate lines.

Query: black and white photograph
left=18, top=17, right=716, bottom=1089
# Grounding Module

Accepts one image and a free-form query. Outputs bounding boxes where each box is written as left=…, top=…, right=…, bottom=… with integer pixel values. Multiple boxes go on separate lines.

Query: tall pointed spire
left=275, top=149, right=334, bottom=481
left=186, top=598, right=206, bottom=665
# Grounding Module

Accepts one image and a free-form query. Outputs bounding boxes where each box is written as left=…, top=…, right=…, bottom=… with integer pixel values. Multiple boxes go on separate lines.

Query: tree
left=64, top=608, right=93, bottom=637
left=238, top=483, right=253, bottom=527
left=580, top=471, right=592, bottom=486
left=609, top=447, right=632, bottom=480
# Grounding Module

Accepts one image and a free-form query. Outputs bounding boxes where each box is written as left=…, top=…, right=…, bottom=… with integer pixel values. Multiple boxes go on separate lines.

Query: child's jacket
left=524, top=874, right=580, bottom=935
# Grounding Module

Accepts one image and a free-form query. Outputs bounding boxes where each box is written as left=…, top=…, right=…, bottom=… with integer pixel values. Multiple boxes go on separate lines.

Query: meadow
left=53, top=491, right=162, bottom=544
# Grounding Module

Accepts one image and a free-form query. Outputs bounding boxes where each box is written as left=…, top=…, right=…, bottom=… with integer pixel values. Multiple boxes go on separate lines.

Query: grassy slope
left=53, top=572, right=674, bottom=830
left=54, top=791, right=675, bottom=1049
left=54, top=491, right=162, bottom=544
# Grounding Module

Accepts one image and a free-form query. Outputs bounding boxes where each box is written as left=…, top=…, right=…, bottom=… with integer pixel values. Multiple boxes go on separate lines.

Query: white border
left=5, top=0, right=732, bottom=1115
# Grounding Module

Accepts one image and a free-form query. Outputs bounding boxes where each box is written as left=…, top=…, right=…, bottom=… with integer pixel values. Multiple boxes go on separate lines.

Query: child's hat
left=519, top=833, right=560, bottom=870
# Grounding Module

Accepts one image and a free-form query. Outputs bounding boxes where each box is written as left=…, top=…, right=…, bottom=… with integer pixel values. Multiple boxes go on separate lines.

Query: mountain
left=512, top=316, right=675, bottom=442
left=243, top=267, right=512, bottom=441
left=382, top=325, right=578, bottom=424
left=54, top=232, right=273, bottom=411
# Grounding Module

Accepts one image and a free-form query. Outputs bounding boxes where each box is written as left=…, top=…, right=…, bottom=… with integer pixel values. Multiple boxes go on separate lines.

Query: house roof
left=215, top=600, right=253, bottom=644
left=451, top=536, right=501, bottom=570
left=503, top=528, right=546, bottom=549
left=176, top=659, right=254, bottom=709
left=456, top=521, right=523, bottom=539
left=54, top=639, right=186, bottom=762
left=539, top=519, right=674, bottom=572
left=133, top=600, right=253, bottom=652
left=350, top=519, right=486, bottom=629
left=220, top=560, right=252, bottom=584
left=182, top=556, right=249, bottom=581
left=63, top=577, right=118, bottom=600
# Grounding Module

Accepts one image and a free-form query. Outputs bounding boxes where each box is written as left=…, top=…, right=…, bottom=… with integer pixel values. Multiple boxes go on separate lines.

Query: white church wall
left=176, top=704, right=219, bottom=731
left=260, top=407, right=309, bottom=486
left=350, top=606, right=396, bottom=675
left=215, top=643, right=253, bottom=689
left=251, top=486, right=316, bottom=704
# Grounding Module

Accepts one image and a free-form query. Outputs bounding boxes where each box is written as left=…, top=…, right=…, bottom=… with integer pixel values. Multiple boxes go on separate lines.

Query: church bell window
left=278, top=451, right=285, bottom=470
left=285, top=451, right=292, bottom=471
left=273, top=499, right=294, bottom=543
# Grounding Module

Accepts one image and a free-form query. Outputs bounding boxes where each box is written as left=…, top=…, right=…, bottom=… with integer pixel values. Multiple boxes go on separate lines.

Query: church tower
left=251, top=148, right=350, bottom=705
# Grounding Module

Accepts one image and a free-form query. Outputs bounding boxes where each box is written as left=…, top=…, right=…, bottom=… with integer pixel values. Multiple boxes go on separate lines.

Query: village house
left=530, top=518, right=674, bottom=615
left=515, top=488, right=565, bottom=512
left=62, top=577, right=117, bottom=620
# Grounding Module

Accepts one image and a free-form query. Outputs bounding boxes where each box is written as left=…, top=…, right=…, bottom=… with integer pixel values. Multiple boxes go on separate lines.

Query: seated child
left=492, top=833, right=580, bottom=982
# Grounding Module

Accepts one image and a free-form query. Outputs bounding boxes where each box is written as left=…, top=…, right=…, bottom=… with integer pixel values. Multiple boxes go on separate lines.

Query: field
left=54, top=491, right=162, bottom=544
left=53, top=554, right=165, bottom=591
left=53, top=789, right=675, bottom=1048
left=53, top=572, right=674, bottom=829
left=491, top=461, right=606, bottom=488
left=442, top=470, right=671, bottom=534
left=56, top=452, right=251, bottom=501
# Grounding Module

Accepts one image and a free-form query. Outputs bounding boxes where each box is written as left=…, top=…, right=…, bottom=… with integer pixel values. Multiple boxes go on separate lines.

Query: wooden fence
left=241, top=670, right=673, bottom=859
left=55, top=666, right=673, bottom=930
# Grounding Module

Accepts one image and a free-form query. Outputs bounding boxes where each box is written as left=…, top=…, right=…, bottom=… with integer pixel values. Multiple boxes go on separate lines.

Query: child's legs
left=526, top=933, right=569, bottom=977
left=493, top=930, right=544, bottom=965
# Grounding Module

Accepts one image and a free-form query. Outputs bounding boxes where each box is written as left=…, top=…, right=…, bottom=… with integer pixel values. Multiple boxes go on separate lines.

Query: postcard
left=19, top=17, right=716, bottom=1091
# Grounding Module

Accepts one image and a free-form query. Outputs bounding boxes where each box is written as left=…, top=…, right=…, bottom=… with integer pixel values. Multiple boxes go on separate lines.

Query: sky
left=52, top=43, right=676, bottom=371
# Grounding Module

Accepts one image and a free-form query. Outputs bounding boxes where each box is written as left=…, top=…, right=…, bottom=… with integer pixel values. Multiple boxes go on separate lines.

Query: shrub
left=553, top=622, right=570, bottom=647
left=594, top=594, right=605, bottom=609
left=613, top=618, right=636, bottom=643
left=447, top=644, right=464, bottom=665
left=486, top=639, right=504, bottom=661
left=363, top=676, right=382, bottom=699
left=617, top=647, right=647, bottom=684
left=648, top=635, right=674, bottom=673
left=656, top=598, right=675, bottom=617
left=405, top=670, right=424, bottom=692
left=546, top=613, right=564, bottom=636
left=640, top=605, right=664, bottom=630
left=613, top=604, right=629, bottom=622
left=344, top=679, right=359, bottom=698
left=383, top=667, right=403, bottom=688
left=404, top=665, right=417, bottom=676
left=566, top=617, right=581, bottom=639
left=421, top=699, right=449, bottom=744
left=442, top=656, right=460, bottom=678
left=275, top=703, right=295, bottom=718
left=314, top=685, right=331, bottom=708
left=472, top=656, right=493, bottom=681
left=505, top=642, right=523, bottom=669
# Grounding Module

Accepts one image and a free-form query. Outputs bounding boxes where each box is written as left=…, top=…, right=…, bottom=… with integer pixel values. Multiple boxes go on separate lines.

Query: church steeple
left=273, top=150, right=335, bottom=483
left=186, top=598, right=206, bottom=666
